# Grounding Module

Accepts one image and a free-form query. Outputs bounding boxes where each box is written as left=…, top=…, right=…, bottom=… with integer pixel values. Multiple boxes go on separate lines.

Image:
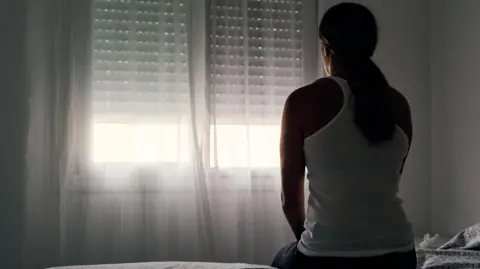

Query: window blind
left=209, top=0, right=304, bottom=124
left=92, top=0, right=189, bottom=122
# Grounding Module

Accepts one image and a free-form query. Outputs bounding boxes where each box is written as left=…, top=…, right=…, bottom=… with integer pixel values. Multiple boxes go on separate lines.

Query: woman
left=271, top=3, right=416, bottom=269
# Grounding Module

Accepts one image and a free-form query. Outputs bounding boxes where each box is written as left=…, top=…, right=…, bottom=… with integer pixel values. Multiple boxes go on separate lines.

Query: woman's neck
left=329, top=66, right=350, bottom=80
left=328, top=58, right=365, bottom=80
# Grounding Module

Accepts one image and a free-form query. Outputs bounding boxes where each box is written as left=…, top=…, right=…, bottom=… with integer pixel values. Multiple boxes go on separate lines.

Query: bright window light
left=92, top=123, right=280, bottom=168
left=92, top=123, right=190, bottom=164
left=210, top=125, right=280, bottom=168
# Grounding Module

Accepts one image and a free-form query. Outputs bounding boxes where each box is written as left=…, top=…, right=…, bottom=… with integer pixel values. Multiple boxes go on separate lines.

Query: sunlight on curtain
left=93, top=124, right=279, bottom=168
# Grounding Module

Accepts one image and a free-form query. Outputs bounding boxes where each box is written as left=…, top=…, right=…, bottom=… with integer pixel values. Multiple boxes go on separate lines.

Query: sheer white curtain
left=23, top=0, right=319, bottom=268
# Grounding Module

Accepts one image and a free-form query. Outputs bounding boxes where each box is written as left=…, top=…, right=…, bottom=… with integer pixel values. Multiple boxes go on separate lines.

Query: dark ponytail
left=346, top=58, right=395, bottom=145
left=320, top=3, right=395, bottom=145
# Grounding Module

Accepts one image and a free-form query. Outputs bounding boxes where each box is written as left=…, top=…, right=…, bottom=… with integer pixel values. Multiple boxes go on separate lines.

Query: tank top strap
left=327, top=76, right=351, bottom=100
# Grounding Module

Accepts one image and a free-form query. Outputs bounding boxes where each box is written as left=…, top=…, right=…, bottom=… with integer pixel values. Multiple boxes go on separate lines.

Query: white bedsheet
left=48, top=262, right=275, bottom=269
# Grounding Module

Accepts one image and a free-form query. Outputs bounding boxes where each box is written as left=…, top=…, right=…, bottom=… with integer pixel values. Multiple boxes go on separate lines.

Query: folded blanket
left=439, top=223, right=480, bottom=251
left=417, top=223, right=480, bottom=269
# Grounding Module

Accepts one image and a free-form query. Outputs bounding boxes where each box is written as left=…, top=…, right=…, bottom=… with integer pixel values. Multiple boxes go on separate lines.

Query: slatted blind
left=92, top=0, right=189, bottom=122
left=209, top=0, right=304, bottom=124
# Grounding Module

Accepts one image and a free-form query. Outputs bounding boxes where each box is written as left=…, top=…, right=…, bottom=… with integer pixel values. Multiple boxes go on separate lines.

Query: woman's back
left=294, top=76, right=414, bottom=257
left=272, top=3, right=416, bottom=269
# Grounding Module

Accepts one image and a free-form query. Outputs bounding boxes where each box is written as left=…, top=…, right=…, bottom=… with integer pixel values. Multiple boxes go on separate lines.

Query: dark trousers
left=271, top=242, right=417, bottom=269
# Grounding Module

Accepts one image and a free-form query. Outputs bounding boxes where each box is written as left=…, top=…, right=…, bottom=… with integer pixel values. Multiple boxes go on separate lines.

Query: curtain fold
left=23, top=0, right=318, bottom=268
left=24, top=0, right=94, bottom=268
left=187, top=0, right=215, bottom=258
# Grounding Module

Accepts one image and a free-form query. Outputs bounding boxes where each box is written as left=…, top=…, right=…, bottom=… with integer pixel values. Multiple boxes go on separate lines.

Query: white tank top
left=297, top=76, right=415, bottom=257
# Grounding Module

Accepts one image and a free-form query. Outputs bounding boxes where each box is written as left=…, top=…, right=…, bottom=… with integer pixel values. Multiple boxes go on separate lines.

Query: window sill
left=67, top=165, right=282, bottom=193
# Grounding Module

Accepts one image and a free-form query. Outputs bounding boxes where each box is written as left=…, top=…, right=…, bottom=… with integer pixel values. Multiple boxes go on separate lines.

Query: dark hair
left=319, top=3, right=395, bottom=145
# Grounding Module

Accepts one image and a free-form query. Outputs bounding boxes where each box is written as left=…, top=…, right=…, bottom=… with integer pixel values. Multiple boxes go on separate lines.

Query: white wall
left=362, top=0, right=432, bottom=235
left=431, top=0, right=480, bottom=235
left=0, top=0, right=28, bottom=268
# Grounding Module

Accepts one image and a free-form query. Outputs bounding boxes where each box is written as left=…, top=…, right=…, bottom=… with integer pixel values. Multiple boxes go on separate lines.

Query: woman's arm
left=393, top=89, right=412, bottom=174
left=280, top=92, right=306, bottom=241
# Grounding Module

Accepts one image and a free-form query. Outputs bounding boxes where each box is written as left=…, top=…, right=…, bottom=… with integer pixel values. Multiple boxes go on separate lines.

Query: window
left=209, top=0, right=305, bottom=168
left=209, top=0, right=304, bottom=123
left=91, top=0, right=306, bottom=168
left=92, top=0, right=191, bottom=164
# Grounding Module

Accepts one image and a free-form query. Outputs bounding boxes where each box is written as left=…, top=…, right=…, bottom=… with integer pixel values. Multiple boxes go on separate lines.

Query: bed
left=48, top=263, right=274, bottom=269
left=49, top=224, right=480, bottom=269
left=417, top=223, right=480, bottom=269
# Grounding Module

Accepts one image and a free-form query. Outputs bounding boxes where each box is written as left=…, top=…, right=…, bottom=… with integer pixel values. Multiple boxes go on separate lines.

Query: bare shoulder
left=284, top=78, right=344, bottom=137
left=285, top=78, right=342, bottom=108
left=390, top=88, right=410, bottom=107
left=390, top=87, right=412, bottom=119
